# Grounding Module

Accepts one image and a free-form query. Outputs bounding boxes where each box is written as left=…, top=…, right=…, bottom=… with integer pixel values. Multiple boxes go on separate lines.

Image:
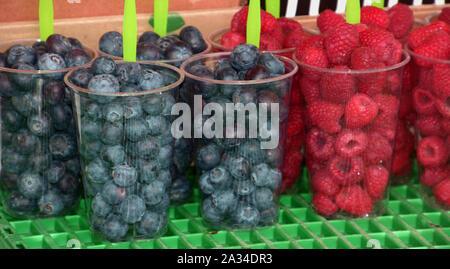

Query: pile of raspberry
left=436, top=7, right=450, bottom=25
left=295, top=7, right=411, bottom=217
left=408, top=20, right=450, bottom=208
left=220, top=6, right=306, bottom=51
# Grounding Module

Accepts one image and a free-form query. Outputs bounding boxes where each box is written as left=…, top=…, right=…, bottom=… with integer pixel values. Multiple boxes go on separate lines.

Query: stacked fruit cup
left=180, top=46, right=298, bottom=229
left=294, top=20, right=411, bottom=217
left=406, top=21, right=450, bottom=211
left=0, top=37, right=97, bottom=218
left=65, top=60, right=184, bottom=241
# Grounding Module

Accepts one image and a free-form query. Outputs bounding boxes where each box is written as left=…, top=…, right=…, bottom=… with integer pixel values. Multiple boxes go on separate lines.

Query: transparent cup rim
left=424, top=11, right=440, bottom=25
left=207, top=27, right=319, bottom=53
left=293, top=50, right=411, bottom=74
left=0, top=39, right=99, bottom=74
left=405, top=43, right=450, bottom=65
left=64, top=60, right=185, bottom=97
left=180, top=51, right=299, bottom=85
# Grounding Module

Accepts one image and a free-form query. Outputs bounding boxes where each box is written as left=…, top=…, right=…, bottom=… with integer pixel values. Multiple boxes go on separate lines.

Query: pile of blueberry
left=99, top=26, right=207, bottom=66
left=182, top=44, right=292, bottom=228
left=0, top=34, right=93, bottom=217
left=68, top=56, right=180, bottom=241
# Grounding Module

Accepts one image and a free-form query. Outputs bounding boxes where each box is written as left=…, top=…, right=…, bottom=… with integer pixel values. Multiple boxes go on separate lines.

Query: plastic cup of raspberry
left=405, top=21, right=450, bottom=211
left=180, top=44, right=298, bottom=230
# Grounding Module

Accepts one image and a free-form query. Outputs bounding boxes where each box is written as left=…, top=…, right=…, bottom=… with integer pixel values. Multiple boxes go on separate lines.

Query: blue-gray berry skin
left=49, top=133, right=76, bottom=161
left=156, top=170, right=172, bottom=190
left=259, top=204, right=279, bottom=225
left=3, top=109, right=25, bottom=131
left=30, top=153, right=51, bottom=173
left=51, top=103, right=73, bottom=131
left=101, top=214, right=128, bottom=241
left=230, top=43, right=259, bottom=71
left=232, top=87, right=257, bottom=105
left=170, top=176, right=192, bottom=204
left=142, top=95, right=163, bottom=115
left=116, top=62, right=142, bottom=84
left=27, top=113, right=52, bottom=136
left=231, top=202, right=260, bottom=228
left=208, top=166, right=231, bottom=189
left=252, top=187, right=274, bottom=211
left=136, top=137, right=160, bottom=160
left=145, top=115, right=168, bottom=136
left=86, top=158, right=110, bottom=184
left=18, top=172, right=47, bottom=199
left=65, top=49, right=91, bottom=67
left=196, top=144, right=222, bottom=171
left=101, top=181, right=127, bottom=205
left=13, top=129, right=40, bottom=155
left=165, top=41, right=193, bottom=62
left=233, top=179, right=256, bottom=197
left=210, top=189, right=237, bottom=215
left=156, top=35, right=180, bottom=53
left=201, top=197, right=225, bottom=224
left=91, top=56, right=117, bottom=75
left=139, top=69, right=164, bottom=91
left=102, top=103, right=123, bottom=123
left=137, top=42, right=163, bottom=61
left=38, top=190, right=64, bottom=216
left=10, top=62, right=36, bottom=89
left=38, top=53, right=67, bottom=70
left=147, top=193, right=170, bottom=213
left=199, top=172, right=215, bottom=195
left=119, top=195, right=146, bottom=224
left=58, top=172, right=80, bottom=194
left=92, top=193, right=112, bottom=217
left=46, top=34, right=73, bottom=56
left=6, top=44, right=36, bottom=66
left=100, top=122, right=123, bottom=146
left=99, top=31, right=123, bottom=57
left=84, top=102, right=103, bottom=120
left=44, top=161, right=66, bottom=184
left=123, top=97, right=143, bottom=120
left=7, top=191, right=37, bottom=216
left=69, top=67, right=93, bottom=88
left=81, top=117, right=101, bottom=142
left=136, top=211, right=167, bottom=236
left=2, top=147, right=28, bottom=174
left=156, top=144, right=173, bottom=169
left=101, top=144, right=125, bottom=167
left=238, top=140, right=264, bottom=165
left=139, top=31, right=160, bottom=43
left=224, top=155, right=251, bottom=180
left=88, top=74, right=120, bottom=94
left=140, top=180, right=166, bottom=206
left=258, top=52, right=285, bottom=75
left=138, top=159, right=160, bottom=184
left=81, top=140, right=103, bottom=161
left=112, top=164, right=138, bottom=187
left=179, top=26, right=207, bottom=54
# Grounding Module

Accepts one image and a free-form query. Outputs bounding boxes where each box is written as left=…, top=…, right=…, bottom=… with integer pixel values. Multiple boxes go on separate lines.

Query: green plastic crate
left=0, top=171, right=449, bottom=249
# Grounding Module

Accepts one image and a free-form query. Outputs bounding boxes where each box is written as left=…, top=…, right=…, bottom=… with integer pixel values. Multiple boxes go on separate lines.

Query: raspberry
left=306, top=155, right=328, bottom=175
left=311, top=170, right=340, bottom=197
left=394, top=122, right=414, bottom=153
left=442, top=118, right=450, bottom=133
left=319, top=65, right=356, bottom=104
left=327, top=156, right=365, bottom=186
left=417, top=136, right=449, bottom=168
left=361, top=6, right=390, bottom=29
left=434, top=179, right=450, bottom=206
left=387, top=4, right=414, bottom=39
left=369, top=117, right=397, bottom=142
left=336, top=185, right=373, bottom=216
left=306, top=127, right=335, bottom=160
left=364, top=165, right=389, bottom=200
left=324, top=23, right=359, bottom=65
left=299, top=77, right=321, bottom=104
left=231, top=6, right=277, bottom=34
left=415, top=114, right=444, bottom=137
left=290, top=80, right=303, bottom=105
left=408, top=21, right=450, bottom=49
left=432, top=64, right=450, bottom=99
left=296, top=46, right=328, bottom=81
left=312, top=193, right=339, bottom=216
left=413, top=31, right=450, bottom=67
left=282, top=149, right=303, bottom=179
left=345, top=94, right=379, bottom=129
left=286, top=133, right=304, bottom=150
left=308, top=100, right=344, bottom=134
left=392, top=149, right=413, bottom=177
left=364, top=132, right=393, bottom=165
left=335, top=129, right=368, bottom=158
left=221, top=31, right=246, bottom=50
left=271, top=24, right=285, bottom=45
left=287, top=106, right=304, bottom=137
left=412, top=87, right=437, bottom=115
left=419, top=68, right=433, bottom=89
left=438, top=7, right=450, bottom=25
left=260, top=33, right=283, bottom=51
left=374, top=94, right=400, bottom=118
left=398, top=90, right=414, bottom=119
left=277, top=17, right=303, bottom=35
left=356, top=64, right=387, bottom=96
left=359, top=28, right=399, bottom=65
left=284, top=29, right=308, bottom=49
left=350, top=47, right=379, bottom=70
left=317, top=9, right=345, bottom=33
left=355, top=23, right=369, bottom=33
left=435, top=96, right=450, bottom=118
left=420, top=166, right=449, bottom=188
left=301, top=35, right=325, bottom=50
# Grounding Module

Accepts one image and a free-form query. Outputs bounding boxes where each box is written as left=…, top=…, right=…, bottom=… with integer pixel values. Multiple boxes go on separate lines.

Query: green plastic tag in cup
left=371, top=0, right=384, bottom=9
left=154, top=0, right=169, bottom=37
left=346, top=0, right=360, bottom=25
left=247, top=0, right=261, bottom=48
left=266, top=0, right=280, bottom=18
left=39, top=0, right=54, bottom=42
left=123, top=0, right=137, bottom=62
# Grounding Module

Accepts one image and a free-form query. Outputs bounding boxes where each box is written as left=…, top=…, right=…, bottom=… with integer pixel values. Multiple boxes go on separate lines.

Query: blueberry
left=140, top=180, right=166, bottom=206
left=123, top=97, right=143, bottom=119
left=27, top=113, right=52, bottom=136
left=7, top=191, right=37, bottom=215
left=170, top=176, right=192, bottom=203
left=139, top=69, right=164, bottom=91
left=10, top=62, right=36, bottom=89
left=58, top=172, right=80, bottom=194
left=46, top=34, right=73, bottom=55
left=38, top=53, right=67, bottom=70
left=118, top=195, right=146, bottom=223
left=165, top=41, right=193, bottom=62
left=224, top=154, right=251, bottom=180
left=145, top=115, right=168, bottom=136
left=64, top=158, right=81, bottom=175
left=83, top=102, right=103, bottom=120
left=257, top=90, right=280, bottom=113
left=215, top=59, right=232, bottom=71
left=259, top=204, right=279, bottom=225
left=136, top=42, right=163, bottom=61
left=1, top=147, right=27, bottom=174
left=2, top=109, right=25, bottom=131
left=230, top=44, right=259, bottom=71
left=81, top=117, right=101, bottom=141
left=139, top=31, right=160, bottom=43
left=209, top=166, right=231, bottom=188
left=50, top=103, right=73, bottom=131
left=120, top=83, right=139, bottom=93
left=245, top=65, right=270, bottom=80
left=0, top=72, right=17, bottom=97
left=202, top=197, right=225, bottom=223
left=101, top=144, right=125, bottom=167
left=156, top=35, right=180, bottom=53
left=251, top=163, right=281, bottom=189
left=102, top=103, right=124, bottom=123
left=12, top=88, right=43, bottom=116
left=112, top=164, right=137, bottom=187
left=115, top=62, right=142, bottom=84
left=156, top=127, right=174, bottom=146
left=81, top=140, right=103, bottom=161
left=44, top=80, right=65, bottom=105
left=157, top=170, right=172, bottom=188
left=156, top=144, right=173, bottom=169
left=69, top=67, right=93, bottom=88
left=265, top=148, right=281, bottom=167
left=50, top=133, right=76, bottom=160
left=13, top=129, right=40, bottom=154
left=0, top=52, right=5, bottom=67
left=5, top=44, right=36, bottom=66
left=68, top=37, right=84, bottom=49
left=198, top=172, right=215, bottom=195
left=234, top=180, right=256, bottom=197
left=252, top=187, right=274, bottom=211
left=215, top=66, right=239, bottom=81
left=160, top=93, right=176, bottom=115
left=86, top=158, right=110, bottom=184
left=99, top=31, right=123, bottom=57
left=232, top=87, right=257, bottom=105
left=90, top=214, right=105, bottom=231
left=88, top=74, right=120, bottom=94
left=1, top=129, right=14, bottom=146
left=100, top=122, right=123, bottom=145
left=85, top=181, right=104, bottom=197
left=231, top=202, right=260, bottom=228
left=211, top=189, right=237, bottom=214
left=136, top=211, right=167, bottom=236
left=142, top=95, right=163, bottom=115
left=136, top=136, right=160, bottom=159
left=18, top=172, right=47, bottom=199
left=101, top=214, right=128, bottom=241
left=101, top=181, right=127, bottom=205
left=173, top=138, right=192, bottom=171
left=91, top=56, right=117, bottom=75
left=147, top=193, right=170, bottom=213
left=123, top=118, right=148, bottom=143
left=258, top=53, right=285, bottom=75
left=1, top=172, right=19, bottom=190
left=186, top=64, right=216, bottom=98
left=38, top=190, right=64, bottom=216
left=65, top=49, right=91, bottom=67
left=196, top=143, right=222, bottom=170
left=44, top=161, right=66, bottom=184
left=238, top=140, right=264, bottom=165
left=179, top=26, right=207, bottom=54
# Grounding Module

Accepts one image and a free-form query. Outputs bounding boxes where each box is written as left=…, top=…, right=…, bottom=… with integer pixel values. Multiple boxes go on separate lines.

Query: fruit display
left=0, top=35, right=96, bottom=218
left=426, top=7, right=450, bottom=25
left=294, top=16, right=410, bottom=218
left=180, top=44, right=298, bottom=229
left=406, top=21, right=450, bottom=210
left=66, top=57, right=183, bottom=241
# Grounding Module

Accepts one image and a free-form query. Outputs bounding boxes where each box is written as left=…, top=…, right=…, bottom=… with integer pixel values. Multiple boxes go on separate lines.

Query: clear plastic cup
left=0, top=39, right=97, bottom=219
left=294, top=51, right=410, bottom=219
left=65, top=61, right=184, bottom=242
left=180, top=52, right=298, bottom=229
left=425, top=11, right=440, bottom=25
left=406, top=45, right=450, bottom=211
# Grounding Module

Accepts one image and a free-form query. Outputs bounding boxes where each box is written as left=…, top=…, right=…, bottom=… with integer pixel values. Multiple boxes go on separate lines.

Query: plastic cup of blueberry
left=405, top=22, right=450, bottom=211
left=180, top=43, right=298, bottom=229
left=293, top=24, right=411, bottom=218
left=64, top=56, right=184, bottom=242
left=0, top=35, right=97, bottom=219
